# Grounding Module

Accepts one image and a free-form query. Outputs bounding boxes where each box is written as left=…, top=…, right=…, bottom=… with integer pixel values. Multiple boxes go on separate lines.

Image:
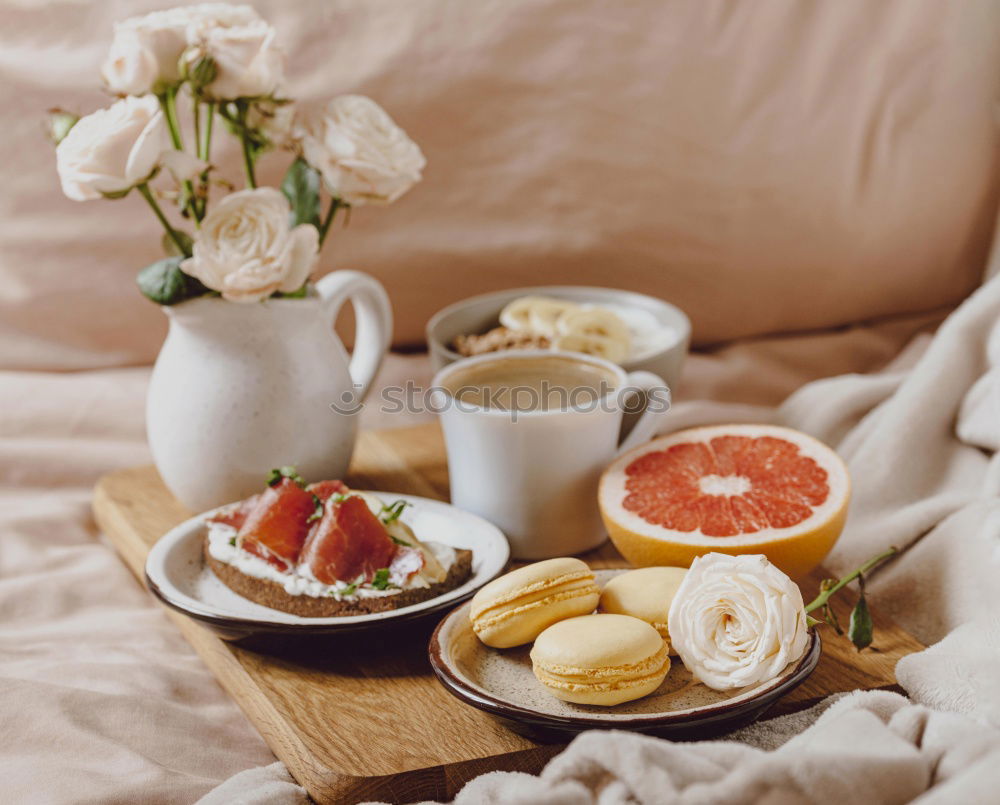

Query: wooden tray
left=93, top=423, right=924, bottom=804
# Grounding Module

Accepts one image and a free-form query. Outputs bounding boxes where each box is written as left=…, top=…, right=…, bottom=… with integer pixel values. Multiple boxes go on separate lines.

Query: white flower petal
left=278, top=225, right=319, bottom=292
left=161, top=150, right=209, bottom=183
left=184, top=188, right=309, bottom=303
left=56, top=96, right=166, bottom=202
left=298, top=95, right=424, bottom=206
left=668, top=553, right=809, bottom=691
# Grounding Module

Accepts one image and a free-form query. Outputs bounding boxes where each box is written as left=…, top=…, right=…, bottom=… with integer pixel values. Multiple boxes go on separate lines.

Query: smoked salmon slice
left=301, top=495, right=397, bottom=584
left=307, top=479, right=350, bottom=503
left=237, top=477, right=317, bottom=571
left=206, top=494, right=260, bottom=530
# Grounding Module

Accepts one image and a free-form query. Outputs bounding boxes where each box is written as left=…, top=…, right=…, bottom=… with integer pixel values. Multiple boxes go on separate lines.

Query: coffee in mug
left=432, top=350, right=670, bottom=558
left=439, top=354, right=619, bottom=413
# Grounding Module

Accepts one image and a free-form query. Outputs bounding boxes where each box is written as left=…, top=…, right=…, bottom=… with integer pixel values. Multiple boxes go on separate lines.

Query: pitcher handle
left=617, top=371, right=672, bottom=454
left=315, top=271, right=393, bottom=402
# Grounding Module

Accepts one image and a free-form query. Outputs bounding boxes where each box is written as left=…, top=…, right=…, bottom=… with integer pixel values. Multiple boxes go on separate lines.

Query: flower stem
left=196, top=101, right=215, bottom=219
left=318, top=198, right=342, bottom=246
left=235, top=101, right=257, bottom=189
left=138, top=183, right=190, bottom=257
left=160, top=87, right=185, bottom=150
left=159, top=87, right=201, bottom=223
left=241, top=136, right=257, bottom=188
left=804, top=546, right=898, bottom=613
left=192, top=101, right=201, bottom=157
left=200, top=102, right=215, bottom=161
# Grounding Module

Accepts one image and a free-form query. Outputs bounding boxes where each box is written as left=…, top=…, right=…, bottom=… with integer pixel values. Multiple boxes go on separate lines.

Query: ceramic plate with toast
left=145, top=487, right=510, bottom=640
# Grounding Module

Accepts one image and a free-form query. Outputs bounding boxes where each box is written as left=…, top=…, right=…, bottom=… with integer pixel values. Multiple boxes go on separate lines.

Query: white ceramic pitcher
left=147, top=271, right=392, bottom=512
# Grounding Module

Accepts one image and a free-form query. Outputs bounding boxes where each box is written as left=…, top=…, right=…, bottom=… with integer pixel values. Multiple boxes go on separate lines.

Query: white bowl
left=426, top=286, right=691, bottom=393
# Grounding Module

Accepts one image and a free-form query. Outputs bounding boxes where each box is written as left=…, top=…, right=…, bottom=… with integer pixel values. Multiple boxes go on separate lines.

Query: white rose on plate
left=668, top=553, right=809, bottom=691
left=56, top=96, right=168, bottom=201
left=188, top=16, right=284, bottom=100
left=299, top=95, right=425, bottom=205
left=181, top=188, right=318, bottom=303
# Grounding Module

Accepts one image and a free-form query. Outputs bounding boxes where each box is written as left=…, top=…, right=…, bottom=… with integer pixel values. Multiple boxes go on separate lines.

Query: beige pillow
left=2, top=0, right=998, bottom=369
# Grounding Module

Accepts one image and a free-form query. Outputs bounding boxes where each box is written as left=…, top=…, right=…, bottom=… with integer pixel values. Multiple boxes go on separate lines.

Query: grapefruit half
left=598, top=424, right=850, bottom=579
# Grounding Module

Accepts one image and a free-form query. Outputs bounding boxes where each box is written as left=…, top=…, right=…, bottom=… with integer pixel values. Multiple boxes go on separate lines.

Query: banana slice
left=556, top=307, right=631, bottom=346
left=554, top=332, right=630, bottom=364
left=528, top=299, right=579, bottom=337
left=500, top=296, right=579, bottom=336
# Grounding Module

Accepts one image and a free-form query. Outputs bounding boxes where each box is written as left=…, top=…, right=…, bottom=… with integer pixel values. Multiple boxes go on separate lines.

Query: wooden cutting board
left=93, top=423, right=923, bottom=804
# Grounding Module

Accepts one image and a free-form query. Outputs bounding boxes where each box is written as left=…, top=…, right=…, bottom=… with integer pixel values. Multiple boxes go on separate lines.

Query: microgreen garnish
left=380, top=500, right=410, bottom=525
left=331, top=492, right=348, bottom=503
left=267, top=466, right=305, bottom=487
left=340, top=582, right=358, bottom=596
left=371, top=568, right=396, bottom=590
left=228, top=536, right=236, bottom=547
left=306, top=494, right=324, bottom=523
left=390, top=535, right=412, bottom=546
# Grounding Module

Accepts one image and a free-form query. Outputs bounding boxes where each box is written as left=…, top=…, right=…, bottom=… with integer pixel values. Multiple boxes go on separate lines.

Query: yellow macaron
left=469, top=557, right=600, bottom=648
left=530, top=613, right=670, bottom=706
left=598, top=566, right=687, bottom=653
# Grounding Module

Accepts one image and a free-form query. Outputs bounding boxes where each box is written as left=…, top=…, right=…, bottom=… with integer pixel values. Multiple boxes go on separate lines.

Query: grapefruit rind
left=598, top=424, right=851, bottom=579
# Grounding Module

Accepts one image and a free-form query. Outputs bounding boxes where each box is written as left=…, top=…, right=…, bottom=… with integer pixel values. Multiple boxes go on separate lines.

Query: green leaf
left=100, top=187, right=133, bottom=200
left=338, top=582, right=357, bottom=596
left=46, top=109, right=79, bottom=145
left=379, top=500, right=410, bottom=525
left=162, top=230, right=194, bottom=258
left=228, top=536, right=236, bottom=547
left=389, top=535, right=412, bottom=547
left=371, top=568, right=393, bottom=590
left=273, top=283, right=310, bottom=299
left=306, top=494, right=324, bottom=523
left=267, top=466, right=305, bottom=487
left=136, top=257, right=209, bottom=305
left=281, top=157, right=321, bottom=228
left=849, top=593, right=874, bottom=651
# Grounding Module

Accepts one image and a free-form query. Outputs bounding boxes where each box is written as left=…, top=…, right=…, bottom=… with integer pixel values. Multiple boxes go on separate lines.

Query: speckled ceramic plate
left=145, top=492, right=510, bottom=641
left=428, top=569, right=821, bottom=740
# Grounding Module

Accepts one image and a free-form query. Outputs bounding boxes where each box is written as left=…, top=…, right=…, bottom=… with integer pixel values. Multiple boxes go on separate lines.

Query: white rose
left=101, top=26, right=162, bottom=96
left=668, top=553, right=809, bottom=691
left=247, top=100, right=297, bottom=149
left=101, top=4, right=262, bottom=96
left=188, top=17, right=284, bottom=100
left=181, top=188, right=318, bottom=303
left=56, top=96, right=168, bottom=201
left=299, top=95, right=425, bottom=205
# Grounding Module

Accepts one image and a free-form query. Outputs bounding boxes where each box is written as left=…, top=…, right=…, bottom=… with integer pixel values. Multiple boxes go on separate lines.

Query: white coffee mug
left=431, top=350, right=671, bottom=559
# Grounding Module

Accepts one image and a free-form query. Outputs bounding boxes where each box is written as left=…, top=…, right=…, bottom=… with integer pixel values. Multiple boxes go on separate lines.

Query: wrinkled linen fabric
left=3, top=0, right=1000, bottom=368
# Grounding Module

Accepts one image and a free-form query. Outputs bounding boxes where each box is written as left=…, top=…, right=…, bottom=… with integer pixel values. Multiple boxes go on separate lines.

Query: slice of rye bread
left=203, top=534, right=474, bottom=617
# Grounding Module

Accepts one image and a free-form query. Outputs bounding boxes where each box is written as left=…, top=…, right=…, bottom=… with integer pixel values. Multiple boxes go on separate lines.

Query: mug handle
left=617, top=370, right=671, bottom=454
left=315, top=270, right=393, bottom=402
